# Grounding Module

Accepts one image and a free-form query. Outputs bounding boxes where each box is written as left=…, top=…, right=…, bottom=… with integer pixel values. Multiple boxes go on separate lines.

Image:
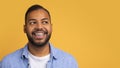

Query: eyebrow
left=28, top=19, right=36, bottom=21
left=28, top=18, right=49, bottom=21
left=41, top=18, right=49, bottom=21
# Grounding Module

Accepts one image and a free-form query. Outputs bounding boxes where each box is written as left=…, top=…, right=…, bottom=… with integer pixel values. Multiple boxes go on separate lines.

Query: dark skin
left=24, top=9, right=52, bottom=57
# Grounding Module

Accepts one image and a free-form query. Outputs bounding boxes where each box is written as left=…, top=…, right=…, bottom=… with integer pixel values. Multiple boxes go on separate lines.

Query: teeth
left=35, top=33, right=44, bottom=36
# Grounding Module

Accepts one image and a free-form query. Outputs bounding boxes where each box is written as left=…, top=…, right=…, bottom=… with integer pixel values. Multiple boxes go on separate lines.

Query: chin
left=32, top=40, right=48, bottom=47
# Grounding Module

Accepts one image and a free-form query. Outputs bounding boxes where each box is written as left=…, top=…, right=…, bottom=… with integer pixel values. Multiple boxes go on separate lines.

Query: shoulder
left=50, top=44, right=76, bottom=60
left=3, top=48, right=23, bottom=59
left=55, top=48, right=74, bottom=58
left=53, top=47, right=78, bottom=68
left=1, top=48, right=23, bottom=66
left=55, top=48, right=77, bottom=61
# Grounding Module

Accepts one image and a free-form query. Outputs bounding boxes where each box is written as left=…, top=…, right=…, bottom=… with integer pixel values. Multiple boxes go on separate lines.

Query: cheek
left=26, top=27, right=33, bottom=34
left=48, top=26, right=52, bottom=33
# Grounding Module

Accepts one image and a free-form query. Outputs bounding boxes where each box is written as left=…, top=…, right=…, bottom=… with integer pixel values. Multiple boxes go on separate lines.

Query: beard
left=26, top=28, right=51, bottom=47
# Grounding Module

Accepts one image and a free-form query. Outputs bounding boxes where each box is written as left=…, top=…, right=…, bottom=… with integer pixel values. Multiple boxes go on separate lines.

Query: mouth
left=32, top=31, right=47, bottom=39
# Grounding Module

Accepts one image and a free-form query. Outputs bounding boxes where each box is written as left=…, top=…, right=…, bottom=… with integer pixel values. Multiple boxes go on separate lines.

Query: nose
left=36, top=22, right=44, bottom=29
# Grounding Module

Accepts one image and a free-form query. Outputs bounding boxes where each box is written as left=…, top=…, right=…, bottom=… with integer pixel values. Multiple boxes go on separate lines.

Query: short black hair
left=25, top=4, right=51, bottom=23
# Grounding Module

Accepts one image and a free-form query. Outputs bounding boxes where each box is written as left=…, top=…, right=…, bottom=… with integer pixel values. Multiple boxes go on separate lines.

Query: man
left=0, top=4, right=78, bottom=68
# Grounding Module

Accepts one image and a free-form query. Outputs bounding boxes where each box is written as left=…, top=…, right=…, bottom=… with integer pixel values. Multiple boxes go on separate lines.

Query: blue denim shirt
left=0, top=44, right=78, bottom=68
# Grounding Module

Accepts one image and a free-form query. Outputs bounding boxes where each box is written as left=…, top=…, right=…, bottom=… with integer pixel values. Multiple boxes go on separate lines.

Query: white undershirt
left=28, top=52, right=50, bottom=68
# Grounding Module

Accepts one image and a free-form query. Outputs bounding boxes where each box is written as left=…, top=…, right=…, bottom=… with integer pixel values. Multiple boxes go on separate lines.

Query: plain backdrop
left=0, top=0, right=120, bottom=68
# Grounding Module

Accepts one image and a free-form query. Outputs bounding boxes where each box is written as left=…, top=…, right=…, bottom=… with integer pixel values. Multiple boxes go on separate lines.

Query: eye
left=29, top=21, right=37, bottom=25
left=42, top=21, right=49, bottom=25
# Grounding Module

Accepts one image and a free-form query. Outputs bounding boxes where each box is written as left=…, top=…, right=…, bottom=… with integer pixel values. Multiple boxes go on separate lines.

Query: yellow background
left=0, top=0, right=120, bottom=68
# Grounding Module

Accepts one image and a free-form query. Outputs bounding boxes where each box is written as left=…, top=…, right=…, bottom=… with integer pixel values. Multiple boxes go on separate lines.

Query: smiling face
left=24, top=9, right=52, bottom=47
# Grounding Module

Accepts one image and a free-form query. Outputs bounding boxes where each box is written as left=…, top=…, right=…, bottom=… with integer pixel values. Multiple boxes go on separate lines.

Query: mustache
left=32, top=28, right=48, bottom=35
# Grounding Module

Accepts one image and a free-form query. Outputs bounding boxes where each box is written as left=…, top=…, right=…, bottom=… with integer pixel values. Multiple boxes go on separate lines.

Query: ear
left=24, top=24, right=26, bottom=33
left=51, top=23, right=53, bottom=26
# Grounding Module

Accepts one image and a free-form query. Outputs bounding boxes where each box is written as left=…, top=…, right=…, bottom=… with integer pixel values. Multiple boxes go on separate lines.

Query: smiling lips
left=32, top=31, right=46, bottom=39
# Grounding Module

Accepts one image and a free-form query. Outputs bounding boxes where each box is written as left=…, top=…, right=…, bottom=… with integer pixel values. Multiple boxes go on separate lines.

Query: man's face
left=24, top=9, right=52, bottom=47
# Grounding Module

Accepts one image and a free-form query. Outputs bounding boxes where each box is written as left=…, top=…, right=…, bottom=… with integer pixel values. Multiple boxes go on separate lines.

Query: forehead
left=27, top=9, right=50, bottom=20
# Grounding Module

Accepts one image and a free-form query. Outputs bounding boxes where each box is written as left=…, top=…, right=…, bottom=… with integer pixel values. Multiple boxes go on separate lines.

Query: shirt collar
left=49, top=43, right=58, bottom=59
left=21, top=45, right=29, bottom=59
left=21, top=43, right=59, bottom=60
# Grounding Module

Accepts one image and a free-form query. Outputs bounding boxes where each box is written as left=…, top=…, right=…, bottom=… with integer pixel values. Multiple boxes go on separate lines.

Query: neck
left=28, top=42, right=50, bottom=57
